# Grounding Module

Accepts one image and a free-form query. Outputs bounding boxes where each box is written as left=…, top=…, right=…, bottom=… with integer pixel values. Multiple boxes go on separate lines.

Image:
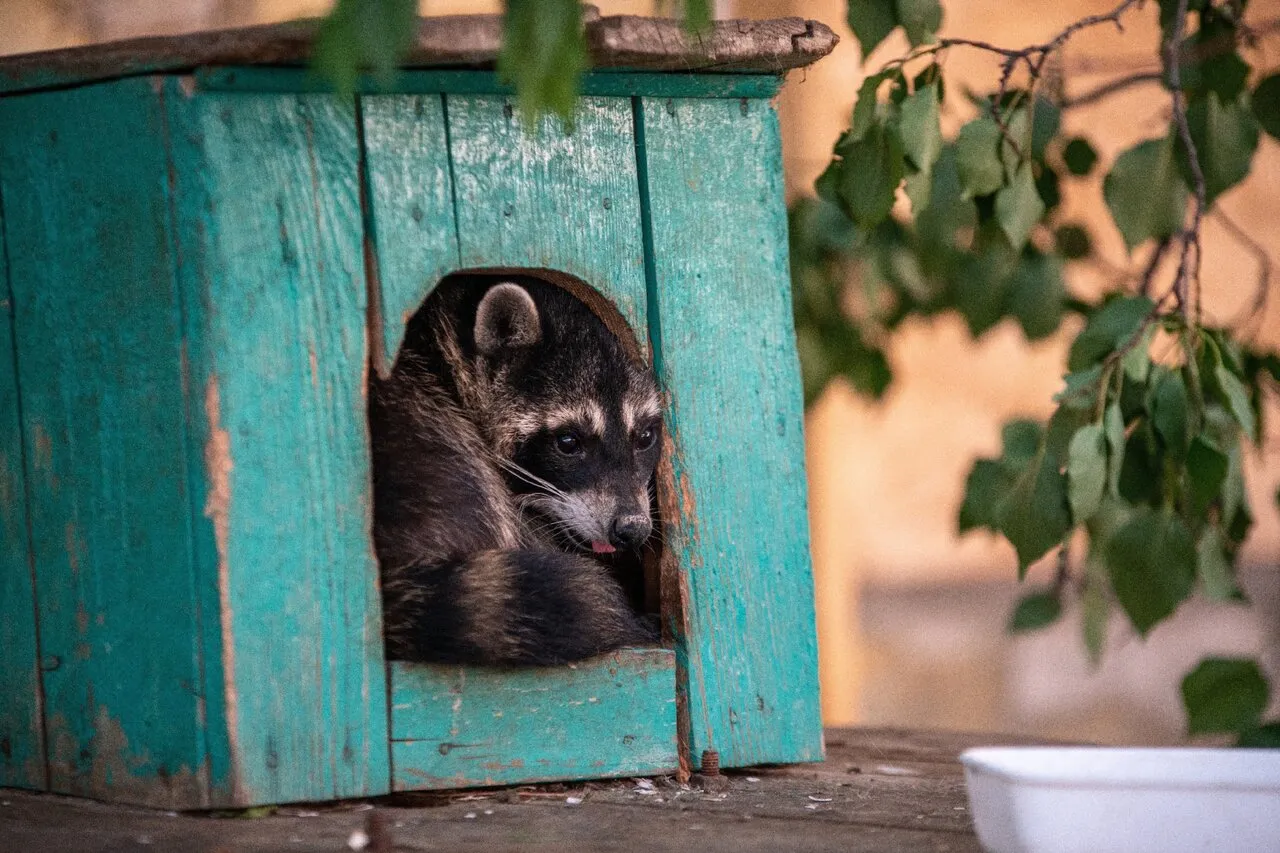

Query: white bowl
left=960, top=746, right=1280, bottom=853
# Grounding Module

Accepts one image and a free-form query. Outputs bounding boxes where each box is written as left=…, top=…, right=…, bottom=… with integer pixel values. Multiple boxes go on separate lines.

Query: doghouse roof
left=0, top=8, right=838, bottom=97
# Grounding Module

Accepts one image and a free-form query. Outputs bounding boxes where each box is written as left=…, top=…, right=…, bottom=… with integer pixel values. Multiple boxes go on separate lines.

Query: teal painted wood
left=195, top=68, right=785, bottom=100
left=0, top=185, right=46, bottom=791
left=0, top=79, right=209, bottom=807
left=636, top=96, right=823, bottom=769
left=165, top=83, right=390, bottom=806
left=365, top=91, right=672, bottom=789
left=360, top=94, right=460, bottom=376
left=389, top=650, right=678, bottom=790
left=444, top=93, right=649, bottom=351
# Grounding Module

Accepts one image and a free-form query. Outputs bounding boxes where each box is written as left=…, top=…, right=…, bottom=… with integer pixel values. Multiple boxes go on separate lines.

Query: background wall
left=3, top=0, right=1277, bottom=745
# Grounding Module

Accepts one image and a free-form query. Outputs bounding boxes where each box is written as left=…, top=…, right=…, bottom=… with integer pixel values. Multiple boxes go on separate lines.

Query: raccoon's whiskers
left=495, top=456, right=570, bottom=499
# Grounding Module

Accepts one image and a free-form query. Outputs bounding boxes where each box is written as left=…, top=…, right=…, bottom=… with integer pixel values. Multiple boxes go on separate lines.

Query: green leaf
left=1030, top=98, right=1061, bottom=162
left=954, top=225, right=1017, bottom=336
left=995, top=163, right=1046, bottom=252
left=955, top=118, right=1006, bottom=199
left=834, top=119, right=906, bottom=227
left=894, top=0, right=943, bottom=46
left=1082, top=555, right=1110, bottom=665
left=1035, top=165, right=1061, bottom=212
left=313, top=0, right=417, bottom=94
left=1067, top=295, right=1155, bottom=371
left=1005, top=252, right=1065, bottom=341
left=996, top=450, right=1072, bottom=578
left=1055, top=364, right=1104, bottom=410
left=1254, top=74, right=1280, bottom=141
left=1055, top=224, right=1092, bottom=260
left=1238, top=723, right=1280, bottom=748
left=1062, top=137, right=1098, bottom=176
left=1067, top=423, right=1107, bottom=524
left=849, top=71, right=892, bottom=143
left=900, top=83, right=942, bottom=175
left=1103, top=135, right=1188, bottom=250
left=1182, top=91, right=1261, bottom=205
left=498, top=0, right=589, bottom=125
left=1121, top=327, right=1155, bottom=383
left=1104, top=403, right=1126, bottom=498
left=1186, top=435, right=1229, bottom=516
left=1151, top=371, right=1190, bottom=460
left=1106, top=508, right=1196, bottom=636
left=681, top=0, right=713, bottom=33
left=1196, top=527, right=1239, bottom=601
left=1002, top=420, right=1044, bottom=469
left=847, top=0, right=899, bottom=58
left=1009, top=589, right=1063, bottom=632
left=1214, top=362, right=1257, bottom=442
left=960, top=459, right=1013, bottom=533
left=1181, top=657, right=1270, bottom=736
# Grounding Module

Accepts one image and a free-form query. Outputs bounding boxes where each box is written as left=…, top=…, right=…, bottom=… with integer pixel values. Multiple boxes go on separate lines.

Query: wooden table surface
left=0, top=727, right=1036, bottom=852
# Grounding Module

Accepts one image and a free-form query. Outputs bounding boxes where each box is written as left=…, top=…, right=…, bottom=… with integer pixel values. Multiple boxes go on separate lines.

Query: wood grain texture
left=197, top=69, right=785, bottom=100
left=0, top=79, right=207, bottom=807
left=0, top=14, right=835, bottom=97
left=445, top=94, right=649, bottom=351
left=390, top=649, right=678, bottom=790
left=360, top=94, right=460, bottom=376
left=637, top=96, right=823, bottom=769
left=0, top=184, right=46, bottom=791
left=166, top=84, right=389, bottom=806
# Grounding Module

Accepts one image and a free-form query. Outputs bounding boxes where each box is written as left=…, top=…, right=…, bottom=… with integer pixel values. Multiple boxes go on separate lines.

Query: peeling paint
left=202, top=377, right=239, bottom=789
left=31, top=424, right=51, bottom=471
left=46, top=707, right=206, bottom=808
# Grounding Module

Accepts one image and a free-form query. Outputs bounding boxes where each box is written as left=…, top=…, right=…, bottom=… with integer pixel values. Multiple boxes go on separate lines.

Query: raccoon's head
left=470, top=280, right=662, bottom=555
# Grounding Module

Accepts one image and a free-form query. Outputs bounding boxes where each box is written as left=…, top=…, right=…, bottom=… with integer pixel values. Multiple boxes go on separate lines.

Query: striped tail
left=382, top=548, right=656, bottom=666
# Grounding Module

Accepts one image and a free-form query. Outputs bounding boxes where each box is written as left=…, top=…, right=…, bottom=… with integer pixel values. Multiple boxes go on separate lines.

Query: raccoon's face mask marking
left=472, top=281, right=663, bottom=554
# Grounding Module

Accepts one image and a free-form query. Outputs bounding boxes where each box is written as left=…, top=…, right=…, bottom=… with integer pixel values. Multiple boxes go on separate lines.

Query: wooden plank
left=360, top=94, right=460, bottom=375
left=165, top=84, right=389, bottom=805
left=0, top=181, right=46, bottom=791
left=445, top=93, right=649, bottom=352
left=390, top=649, right=678, bottom=790
left=196, top=68, right=785, bottom=100
left=636, top=96, right=823, bottom=769
left=0, top=79, right=208, bottom=807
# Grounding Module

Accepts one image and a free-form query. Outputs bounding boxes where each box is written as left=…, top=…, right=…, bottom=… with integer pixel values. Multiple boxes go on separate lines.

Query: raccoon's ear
left=475, top=282, right=542, bottom=355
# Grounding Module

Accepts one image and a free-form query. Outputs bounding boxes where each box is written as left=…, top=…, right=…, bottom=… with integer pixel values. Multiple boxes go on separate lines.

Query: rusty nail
left=700, top=749, right=720, bottom=776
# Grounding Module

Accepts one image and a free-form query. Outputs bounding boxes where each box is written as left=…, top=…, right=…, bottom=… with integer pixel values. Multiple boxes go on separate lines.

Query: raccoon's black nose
left=610, top=516, right=651, bottom=551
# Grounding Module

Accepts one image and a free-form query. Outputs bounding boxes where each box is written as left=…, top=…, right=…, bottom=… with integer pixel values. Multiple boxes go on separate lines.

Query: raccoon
left=369, top=273, right=662, bottom=666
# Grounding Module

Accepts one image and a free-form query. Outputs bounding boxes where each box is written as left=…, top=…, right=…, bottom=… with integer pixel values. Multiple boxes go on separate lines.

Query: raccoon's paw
left=384, top=548, right=656, bottom=667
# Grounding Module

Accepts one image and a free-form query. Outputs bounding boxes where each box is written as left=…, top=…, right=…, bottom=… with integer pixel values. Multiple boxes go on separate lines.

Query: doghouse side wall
left=0, top=78, right=212, bottom=807
left=0, top=174, right=46, bottom=792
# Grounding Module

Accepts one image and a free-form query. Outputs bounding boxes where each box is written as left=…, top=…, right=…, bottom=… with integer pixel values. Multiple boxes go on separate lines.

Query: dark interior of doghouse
left=372, top=269, right=666, bottom=651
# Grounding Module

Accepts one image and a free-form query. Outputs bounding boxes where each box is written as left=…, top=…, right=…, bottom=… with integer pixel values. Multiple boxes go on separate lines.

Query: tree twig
left=880, top=0, right=1146, bottom=162
left=1163, top=0, right=1206, bottom=324
left=1139, top=237, right=1173, bottom=298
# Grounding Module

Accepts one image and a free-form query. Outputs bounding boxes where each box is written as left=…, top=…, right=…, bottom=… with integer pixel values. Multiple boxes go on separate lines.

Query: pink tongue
left=591, top=540, right=617, bottom=554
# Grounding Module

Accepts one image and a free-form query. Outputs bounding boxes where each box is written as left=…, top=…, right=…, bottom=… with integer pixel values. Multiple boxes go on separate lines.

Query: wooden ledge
left=0, top=10, right=838, bottom=97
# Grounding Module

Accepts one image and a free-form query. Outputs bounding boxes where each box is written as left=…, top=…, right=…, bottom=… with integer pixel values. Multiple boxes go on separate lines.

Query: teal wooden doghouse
left=0, top=11, right=835, bottom=809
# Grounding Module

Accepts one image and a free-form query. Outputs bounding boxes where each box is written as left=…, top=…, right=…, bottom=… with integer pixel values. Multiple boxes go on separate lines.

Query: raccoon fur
left=369, top=274, right=662, bottom=666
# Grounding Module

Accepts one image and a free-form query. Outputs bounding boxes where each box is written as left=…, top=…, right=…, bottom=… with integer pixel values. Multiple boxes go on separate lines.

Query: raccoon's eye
left=554, top=431, right=583, bottom=455
left=634, top=425, right=657, bottom=451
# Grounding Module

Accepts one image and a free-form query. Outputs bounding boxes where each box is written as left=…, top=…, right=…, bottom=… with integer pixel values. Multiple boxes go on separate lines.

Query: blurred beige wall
left=3, top=0, right=1277, bottom=740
